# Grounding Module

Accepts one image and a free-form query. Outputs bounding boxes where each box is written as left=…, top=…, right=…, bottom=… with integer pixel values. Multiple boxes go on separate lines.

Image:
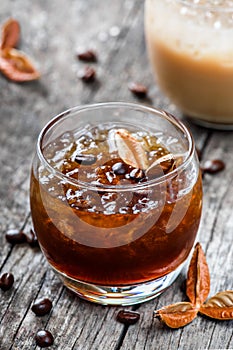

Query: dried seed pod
left=199, top=290, right=233, bottom=320
left=186, top=243, right=210, bottom=307
left=146, top=153, right=175, bottom=176
left=0, top=18, right=20, bottom=50
left=154, top=302, right=198, bottom=329
left=0, top=48, right=40, bottom=82
left=115, top=129, right=149, bottom=170
left=154, top=242, right=233, bottom=328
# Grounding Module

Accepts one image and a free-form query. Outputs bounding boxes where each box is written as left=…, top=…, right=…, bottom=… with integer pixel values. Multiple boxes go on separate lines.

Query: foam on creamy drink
left=145, top=0, right=233, bottom=128
left=30, top=103, right=202, bottom=305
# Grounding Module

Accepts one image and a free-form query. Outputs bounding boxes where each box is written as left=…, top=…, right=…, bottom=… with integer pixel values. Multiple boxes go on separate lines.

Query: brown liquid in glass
left=30, top=125, right=202, bottom=286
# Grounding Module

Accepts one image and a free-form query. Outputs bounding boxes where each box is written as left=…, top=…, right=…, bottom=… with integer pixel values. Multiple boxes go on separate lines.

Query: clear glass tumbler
left=145, top=0, right=233, bottom=129
left=30, top=102, right=202, bottom=305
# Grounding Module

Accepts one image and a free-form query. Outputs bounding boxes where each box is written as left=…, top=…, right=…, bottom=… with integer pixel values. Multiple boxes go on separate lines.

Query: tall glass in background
left=145, top=0, right=233, bottom=129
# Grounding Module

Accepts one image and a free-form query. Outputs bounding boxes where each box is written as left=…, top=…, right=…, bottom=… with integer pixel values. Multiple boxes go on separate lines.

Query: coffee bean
left=77, top=66, right=96, bottom=82
left=27, top=229, right=39, bottom=247
left=35, top=330, right=54, bottom=348
left=0, top=273, right=14, bottom=291
left=5, top=229, right=27, bottom=244
left=75, top=154, right=97, bottom=165
left=128, top=82, right=148, bottom=98
left=31, top=298, right=52, bottom=316
left=116, top=310, right=140, bottom=325
left=76, top=49, right=97, bottom=62
left=129, top=168, right=146, bottom=182
left=112, top=162, right=127, bottom=175
left=201, top=159, right=225, bottom=174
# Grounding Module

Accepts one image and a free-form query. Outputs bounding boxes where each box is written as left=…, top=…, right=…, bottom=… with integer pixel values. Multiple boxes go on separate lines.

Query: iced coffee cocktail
left=145, top=0, right=233, bottom=128
left=30, top=102, right=202, bottom=305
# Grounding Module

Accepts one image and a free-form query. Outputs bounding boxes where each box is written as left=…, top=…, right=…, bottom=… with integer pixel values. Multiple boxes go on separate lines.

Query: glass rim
left=37, top=102, right=196, bottom=192
left=175, top=0, right=233, bottom=13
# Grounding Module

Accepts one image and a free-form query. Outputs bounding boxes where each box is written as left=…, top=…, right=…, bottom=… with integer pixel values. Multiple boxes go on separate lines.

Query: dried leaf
left=154, top=242, right=232, bottom=329
left=0, top=48, right=40, bottom=82
left=186, top=242, right=210, bottom=307
left=199, top=290, right=233, bottom=320
left=115, top=129, right=149, bottom=170
left=146, top=153, right=175, bottom=175
left=154, top=302, right=198, bottom=328
left=0, top=18, right=20, bottom=50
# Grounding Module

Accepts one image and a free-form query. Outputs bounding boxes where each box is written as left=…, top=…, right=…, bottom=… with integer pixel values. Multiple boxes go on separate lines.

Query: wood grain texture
left=0, top=1, right=232, bottom=349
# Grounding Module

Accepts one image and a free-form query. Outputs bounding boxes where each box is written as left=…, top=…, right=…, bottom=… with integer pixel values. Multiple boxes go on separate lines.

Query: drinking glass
left=30, top=102, right=202, bottom=305
left=145, top=0, right=233, bottom=129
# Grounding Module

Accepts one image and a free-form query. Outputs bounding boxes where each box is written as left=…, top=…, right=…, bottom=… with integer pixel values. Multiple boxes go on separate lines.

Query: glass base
left=186, top=115, right=233, bottom=130
left=53, top=263, right=184, bottom=306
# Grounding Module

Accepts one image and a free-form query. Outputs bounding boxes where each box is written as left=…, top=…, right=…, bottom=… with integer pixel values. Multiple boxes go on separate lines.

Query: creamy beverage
left=145, top=0, right=233, bottom=128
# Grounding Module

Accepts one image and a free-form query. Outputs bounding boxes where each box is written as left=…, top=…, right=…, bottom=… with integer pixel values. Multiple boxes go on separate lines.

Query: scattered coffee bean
left=0, top=272, right=14, bottom=291
left=128, top=82, right=148, bottom=98
left=201, top=159, right=225, bottom=174
left=129, top=168, right=146, bottom=182
left=75, top=154, right=97, bottom=165
left=116, top=310, right=140, bottom=325
left=76, top=49, right=97, bottom=62
left=26, top=229, right=39, bottom=247
left=112, top=162, right=127, bottom=175
left=5, top=229, right=27, bottom=245
left=31, top=298, right=53, bottom=316
left=35, top=330, right=54, bottom=348
left=77, top=66, right=96, bottom=82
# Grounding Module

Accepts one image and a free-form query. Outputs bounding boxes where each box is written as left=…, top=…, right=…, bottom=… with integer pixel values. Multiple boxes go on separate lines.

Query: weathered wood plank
left=120, top=132, right=233, bottom=349
left=0, top=0, right=232, bottom=349
left=1, top=1, right=144, bottom=349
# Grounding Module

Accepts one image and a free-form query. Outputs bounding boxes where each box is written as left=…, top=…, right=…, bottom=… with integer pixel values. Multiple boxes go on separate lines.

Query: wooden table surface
left=0, top=1, right=233, bottom=349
